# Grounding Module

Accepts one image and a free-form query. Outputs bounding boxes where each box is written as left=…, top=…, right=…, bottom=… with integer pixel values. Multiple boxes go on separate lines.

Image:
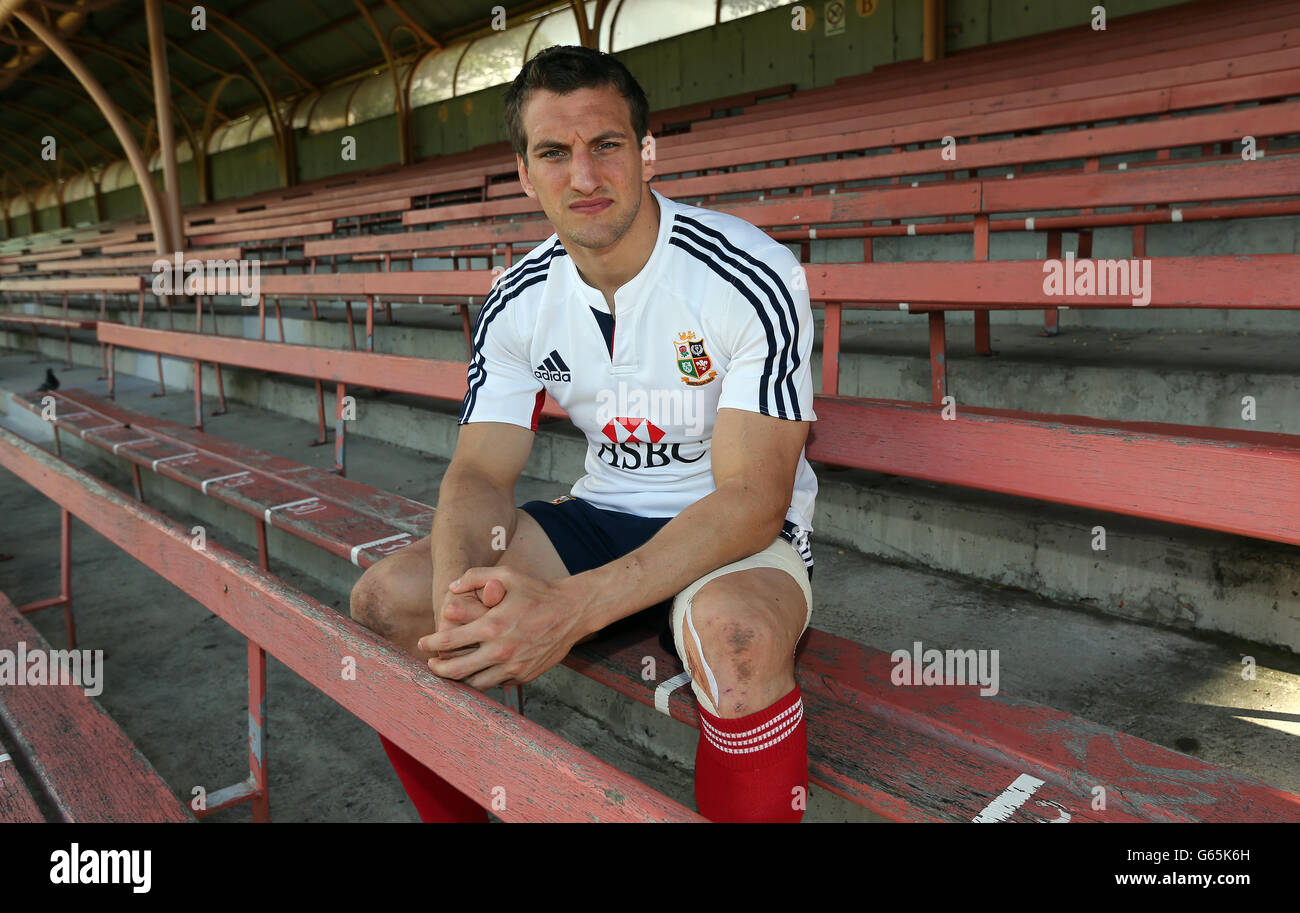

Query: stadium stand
left=1, top=0, right=1298, bottom=824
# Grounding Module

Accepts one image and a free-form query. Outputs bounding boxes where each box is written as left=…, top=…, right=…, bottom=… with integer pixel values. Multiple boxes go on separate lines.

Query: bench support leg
left=131, top=463, right=144, bottom=502
left=308, top=380, right=330, bottom=448
left=345, top=301, right=357, bottom=351
left=821, top=303, right=841, bottom=396
left=18, top=508, right=76, bottom=649
left=275, top=298, right=285, bottom=343
left=928, top=311, right=948, bottom=404
left=213, top=363, right=227, bottom=416
left=459, top=303, right=474, bottom=359
left=1041, top=231, right=1063, bottom=337
left=973, top=214, right=995, bottom=355
left=333, top=382, right=347, bottom=476
left=151, top=351, right=166, bottom=398
left=193, top=361, right=204, bottom=431
left=365, top=295, right=375, bottom=352
left=504, top=684, right=524, bottom=716
left=247, top=639, right=270, bottom=823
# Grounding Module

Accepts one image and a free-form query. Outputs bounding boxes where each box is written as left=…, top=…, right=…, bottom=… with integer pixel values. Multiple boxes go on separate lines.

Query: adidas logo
left=534, top=349, right=572, bottom=382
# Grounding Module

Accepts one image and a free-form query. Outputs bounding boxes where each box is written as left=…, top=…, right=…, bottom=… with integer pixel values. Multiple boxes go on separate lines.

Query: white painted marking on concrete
left=350, top=534, right=411, bottom=567
left=201, top=470, right=250, bottom=494
left=152, top=452, right=196, bottom=471
left=265, top=497, right=320, bottom=524
left=112, top=438, right=151, bottom=454
left=973, top=773, right=1045, bottom=822
left=655, top=672, right=693, bottom=715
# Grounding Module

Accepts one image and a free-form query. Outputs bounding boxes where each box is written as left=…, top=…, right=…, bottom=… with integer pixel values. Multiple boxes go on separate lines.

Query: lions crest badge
left=675, top=331, right=717, bottom=386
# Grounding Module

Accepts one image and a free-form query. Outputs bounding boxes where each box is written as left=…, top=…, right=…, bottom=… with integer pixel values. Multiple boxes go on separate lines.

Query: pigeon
left=37, top=368, right=60, bottom=392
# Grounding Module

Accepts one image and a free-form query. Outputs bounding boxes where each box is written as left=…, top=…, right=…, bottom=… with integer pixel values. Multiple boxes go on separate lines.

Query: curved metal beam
left=353, top=0, right=411, bottom=165
left=15, top=8, right=174, bottom=251
left=383, top=0, right=439, bottom=50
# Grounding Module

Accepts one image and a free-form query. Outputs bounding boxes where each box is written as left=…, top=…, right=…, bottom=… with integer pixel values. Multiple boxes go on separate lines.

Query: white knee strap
left=671, top=590, right=720, bottom=716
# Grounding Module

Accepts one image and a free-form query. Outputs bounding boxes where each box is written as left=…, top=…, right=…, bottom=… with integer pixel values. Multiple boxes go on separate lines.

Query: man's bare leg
left=349, top=507, right=569, bottom=822
left=350, top=507, right=569, bottom=658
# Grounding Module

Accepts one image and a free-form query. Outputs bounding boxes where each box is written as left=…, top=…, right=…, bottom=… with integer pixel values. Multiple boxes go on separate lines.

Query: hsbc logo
left=596, top=441, right=705, bottom=470
left=601, top=417, right=665, bottom=444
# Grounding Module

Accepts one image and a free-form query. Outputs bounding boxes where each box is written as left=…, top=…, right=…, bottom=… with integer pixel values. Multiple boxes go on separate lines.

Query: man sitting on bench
left=350, top=44, right=817, bottom=823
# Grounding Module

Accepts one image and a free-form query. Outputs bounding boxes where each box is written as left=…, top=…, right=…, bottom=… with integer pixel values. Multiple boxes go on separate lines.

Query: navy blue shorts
left=519, top=495, right=813, bottom=658
left=519, top=495, right=678, bottom=654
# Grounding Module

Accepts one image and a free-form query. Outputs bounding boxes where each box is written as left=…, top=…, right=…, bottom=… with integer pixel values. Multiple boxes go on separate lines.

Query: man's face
left=516, top=85, right=654, bottom=252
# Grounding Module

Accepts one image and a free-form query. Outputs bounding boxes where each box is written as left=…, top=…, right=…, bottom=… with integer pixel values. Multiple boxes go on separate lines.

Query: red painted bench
left=0, top=590, right=193, bottom=822
left=0, top=427, right=702, bottom=822
left=0, top=276, right=146, bottom=375
left=14, top=387, right=1300, bottom=822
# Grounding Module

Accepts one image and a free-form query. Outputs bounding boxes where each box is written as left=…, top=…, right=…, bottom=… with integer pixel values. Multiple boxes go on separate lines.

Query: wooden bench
left=0, top=590, right=193, bottom=822
left=0, top=276, right=146, bottom=375
left=14, top=386, right=1300, bottom=821
left=97, top=322, right=563, bottom=469
left=0, top=426, right=703, bottom=822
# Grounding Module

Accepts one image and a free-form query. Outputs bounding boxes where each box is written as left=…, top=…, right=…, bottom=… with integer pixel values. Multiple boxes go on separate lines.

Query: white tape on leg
left=684, top=601, right=720, bottom=715
left=654, top=672, right=692, bottom=715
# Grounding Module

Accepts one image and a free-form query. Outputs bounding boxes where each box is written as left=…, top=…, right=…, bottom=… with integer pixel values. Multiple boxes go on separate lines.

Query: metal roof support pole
left=924, top=0, right=945, bottom=62
left=14, top=9, right=175, bottom=254
left=146, top=0, right=185, bottom=249
left=353, top=0, right=412, bottom=166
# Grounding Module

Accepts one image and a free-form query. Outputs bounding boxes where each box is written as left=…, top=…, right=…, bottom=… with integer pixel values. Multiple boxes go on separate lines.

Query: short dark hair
left=503, top=44, right=650, bottom=165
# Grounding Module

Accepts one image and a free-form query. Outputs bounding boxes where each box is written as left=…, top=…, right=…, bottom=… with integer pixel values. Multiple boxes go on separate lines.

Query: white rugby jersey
left=459, top=188, right=817, bottom=562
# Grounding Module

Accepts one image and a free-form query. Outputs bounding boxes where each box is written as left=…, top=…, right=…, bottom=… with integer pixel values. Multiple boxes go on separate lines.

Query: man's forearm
left=429, top=467, right=516, bottom=623
left=567, top=482, right=785, bottom=638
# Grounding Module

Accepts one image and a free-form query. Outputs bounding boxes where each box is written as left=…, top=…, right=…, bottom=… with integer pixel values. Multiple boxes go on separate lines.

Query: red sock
left=694, top=685, right=808, bottom=822
left=378, top=734, right=488, bottom=823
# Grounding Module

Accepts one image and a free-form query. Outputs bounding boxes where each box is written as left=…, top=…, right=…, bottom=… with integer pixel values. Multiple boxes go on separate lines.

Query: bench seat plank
left=565, top=619, right=1300, bottom=822
left=0, top=593, right=192, bottom=823
left=17, top=390, right=431, bottom=567
left=0, top=727, right=45, bottom=823
left=0, top=314, right=97, bottom=330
